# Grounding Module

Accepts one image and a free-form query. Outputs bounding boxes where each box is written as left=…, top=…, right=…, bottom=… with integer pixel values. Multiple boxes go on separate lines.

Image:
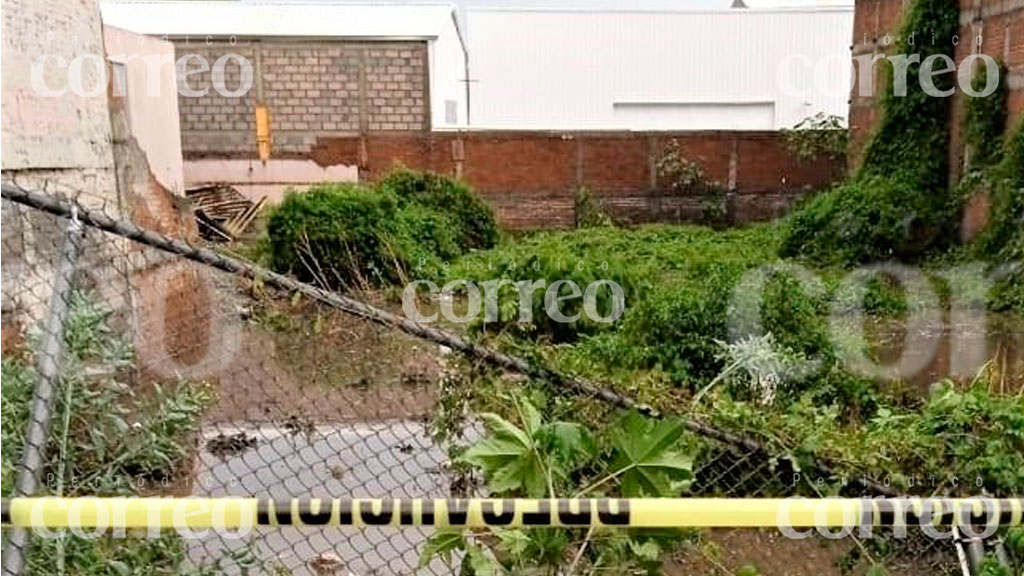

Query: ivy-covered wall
left=849, top=0, right=1024, bottom=180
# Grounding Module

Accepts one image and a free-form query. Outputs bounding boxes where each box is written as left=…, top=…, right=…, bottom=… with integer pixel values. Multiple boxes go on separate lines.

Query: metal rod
left=1, top=212, right=83, bottom=576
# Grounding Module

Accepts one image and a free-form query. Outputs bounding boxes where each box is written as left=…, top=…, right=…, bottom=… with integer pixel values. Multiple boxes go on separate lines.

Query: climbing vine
left=964, top=58, right=1008, bottom=171
left=979, top=117, right=1024, bottom=311
left=656, top=140, right=729, bottom=227
left=781, top=0, right=961, bottom=264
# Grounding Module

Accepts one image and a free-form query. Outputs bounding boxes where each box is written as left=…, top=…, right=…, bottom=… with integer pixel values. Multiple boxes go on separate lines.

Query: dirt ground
left=164, top=275, right=449, bottom=425
left=134, top=271, right=969, bottom=576
left=665, top=529, right=958, bottom=576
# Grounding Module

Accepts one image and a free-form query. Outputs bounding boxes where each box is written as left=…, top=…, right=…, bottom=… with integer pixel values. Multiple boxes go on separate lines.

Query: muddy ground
left=140, top=273, right=974, bottom=575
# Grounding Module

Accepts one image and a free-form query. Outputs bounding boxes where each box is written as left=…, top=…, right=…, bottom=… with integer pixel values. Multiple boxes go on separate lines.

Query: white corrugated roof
left=100, top=1, right=458, bottom=38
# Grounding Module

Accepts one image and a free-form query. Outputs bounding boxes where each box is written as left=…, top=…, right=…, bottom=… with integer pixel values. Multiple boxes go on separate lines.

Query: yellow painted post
left=255, top=104, right=271, bottom=163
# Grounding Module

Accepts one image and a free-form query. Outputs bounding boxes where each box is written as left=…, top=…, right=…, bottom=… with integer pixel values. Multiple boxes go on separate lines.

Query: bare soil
left=196, top=279, right=447, bottom=425
left=665, top=529, right=957, bottom=576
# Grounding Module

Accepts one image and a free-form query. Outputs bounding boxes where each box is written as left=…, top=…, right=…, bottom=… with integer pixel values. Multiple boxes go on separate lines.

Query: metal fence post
left=1, top=211, right=84, bottom=576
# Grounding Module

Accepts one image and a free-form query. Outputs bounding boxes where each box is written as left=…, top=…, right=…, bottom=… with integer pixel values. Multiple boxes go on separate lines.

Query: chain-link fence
left=0, top=182, right=1003, bottom=576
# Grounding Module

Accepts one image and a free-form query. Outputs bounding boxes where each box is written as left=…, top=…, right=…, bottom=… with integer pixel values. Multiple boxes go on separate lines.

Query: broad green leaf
left=494, top=529, right=532, bottom=559
left=612, top=412, right=685, bottom=464
left=465, top=542, right=502, bottom=576
left=536, top=422, right=595, bottom=463
left=479, top=413, right=532, bottom=447
left=460, top=412, right=547, bottom=496
left=611, top=412, right=694, bottom=497
left=516, top=397, right=543, bottom=436
left=418, top=529, right=465, bottom=567
left=486, top=453, right=547, bottom=496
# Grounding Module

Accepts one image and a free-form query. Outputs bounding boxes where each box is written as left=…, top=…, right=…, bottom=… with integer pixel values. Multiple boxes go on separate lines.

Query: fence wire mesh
left=0, top=183, right=990, bottom=576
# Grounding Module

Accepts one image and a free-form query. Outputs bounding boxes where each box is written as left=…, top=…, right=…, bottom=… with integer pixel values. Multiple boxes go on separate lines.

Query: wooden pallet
left=186, top=184, right=266, bottom=241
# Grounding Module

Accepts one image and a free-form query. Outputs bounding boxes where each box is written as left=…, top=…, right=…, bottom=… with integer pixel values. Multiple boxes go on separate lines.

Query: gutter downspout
left=449, top=7, right=470, bottom=127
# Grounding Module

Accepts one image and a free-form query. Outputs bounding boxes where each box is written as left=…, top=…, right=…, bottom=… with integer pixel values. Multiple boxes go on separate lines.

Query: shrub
left=574, top=185, right=612, bottom=228
left=782, top=174, right=953, bottom=264
left=375, top=168, right=498, bottom=251
left=780, top=112, right=848, bottom=164
left=448, top=233, right=647, bottom=341
left=393, top=203, right=463, bottom=279
left=621, top=263, right=743, bottom=383
left=266, top=184, right=404, bottom=289
left=445, top=224, right=786, bottom=347
left=704, top=381, right=1024, bottom=495
left=620, top=262, right=832, bottom=388
left=656, top=140, right=729, bottom=226
left=781, top=0, right=960, bottom=264
left=267, top=170, right=499, bottom=290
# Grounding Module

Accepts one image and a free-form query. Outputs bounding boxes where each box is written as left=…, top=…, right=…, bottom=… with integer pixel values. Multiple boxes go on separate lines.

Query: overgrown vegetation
left=781, top=0, right=960, bottom=263
left=0, top=292, right=219, bottom=575
left=266, top=167, right=498, bottom=290
left=238, top=3, right=1023, bottom=572
left=964, top=59, right=1009, bottom=170
left=701, top=377, right=1024, bottom=495
left=574, top=185, right=612, bottom=229
left=656, top=140, right=728, bottom=226
left=780, top=112, right=848, bottom=164
left=976, top=117, right=1024, bottom=312
left=423, top=394, right=695, bottom=575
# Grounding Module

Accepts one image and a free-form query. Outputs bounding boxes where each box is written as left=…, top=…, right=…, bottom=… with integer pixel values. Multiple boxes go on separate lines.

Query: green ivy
left=978, top=117, right=1024, bottom=311
left=964, top=59, right=1009, bottom=170
left=782, top=0, right=961, bottom=264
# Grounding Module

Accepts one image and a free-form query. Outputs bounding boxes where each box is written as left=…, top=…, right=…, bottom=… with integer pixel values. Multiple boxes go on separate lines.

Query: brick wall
left=175, top=39, right=428, bottom=156
left=306, top=131, right=841, bottom=229
left=849, top=0, right=1024, bottom=176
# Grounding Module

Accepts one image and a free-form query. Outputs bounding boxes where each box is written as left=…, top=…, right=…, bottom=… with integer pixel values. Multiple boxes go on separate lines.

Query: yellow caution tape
left=1, top=498, right=1021, bottom=529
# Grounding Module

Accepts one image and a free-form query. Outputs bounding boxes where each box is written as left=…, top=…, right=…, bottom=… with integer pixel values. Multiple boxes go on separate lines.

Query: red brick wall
left=306, top=131, right=840, bottom=229
left=849, top=0, right=1024, bottom=176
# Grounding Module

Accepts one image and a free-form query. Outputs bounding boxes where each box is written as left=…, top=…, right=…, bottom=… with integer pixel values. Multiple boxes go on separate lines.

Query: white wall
left=429, top=10, right=469, bottom=129
left=103, top=26, right=185, bottom=193
left=466, top=8, right=853, bottom=130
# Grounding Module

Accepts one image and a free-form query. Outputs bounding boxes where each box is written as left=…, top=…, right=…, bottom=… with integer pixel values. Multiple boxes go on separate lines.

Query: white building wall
left=466, top=8, right=853, bottom=130
left=429, top=11, right=470, bottom=129
left=103, top=26, right=185, bottom=193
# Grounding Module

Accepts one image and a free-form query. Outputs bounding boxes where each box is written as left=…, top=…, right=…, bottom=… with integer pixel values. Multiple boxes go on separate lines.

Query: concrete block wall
left=176, top=41, right=258, bottom=154
left=365, top=45, right=429, bottom=131
left=174, top=39, right=429, bottom=157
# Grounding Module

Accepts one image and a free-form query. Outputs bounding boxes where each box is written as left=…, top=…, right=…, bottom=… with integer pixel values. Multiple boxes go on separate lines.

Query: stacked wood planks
left=186, top=184, right=266, bottom=241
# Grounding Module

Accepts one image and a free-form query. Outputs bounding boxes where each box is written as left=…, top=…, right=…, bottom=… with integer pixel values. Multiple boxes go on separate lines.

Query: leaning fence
left=0, top=182, right=1010, bottom=576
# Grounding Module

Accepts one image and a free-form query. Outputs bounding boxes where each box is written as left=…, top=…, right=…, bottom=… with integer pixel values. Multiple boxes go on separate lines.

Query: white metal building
left=465, top=6, right=854, bottom=130
left=100, top=1, right=470, bottom=129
